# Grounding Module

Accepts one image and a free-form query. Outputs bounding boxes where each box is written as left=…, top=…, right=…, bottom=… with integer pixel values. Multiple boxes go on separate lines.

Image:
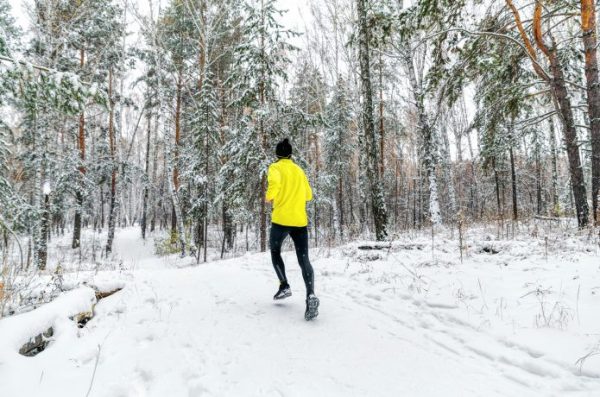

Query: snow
left=42, top=181, right=51, bottom=195
left=1, top=226, right=600, bottom=396
left=0, top=287, right=96, bottom=356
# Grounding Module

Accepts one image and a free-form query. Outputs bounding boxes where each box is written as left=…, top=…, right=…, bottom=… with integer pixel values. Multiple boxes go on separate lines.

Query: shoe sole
left=273, top=290, right=292, bottom=300
left=305, top=296, right=320, bottom=321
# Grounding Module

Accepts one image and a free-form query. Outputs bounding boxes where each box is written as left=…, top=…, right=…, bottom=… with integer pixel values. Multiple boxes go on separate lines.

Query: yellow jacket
left=266, top=159, right=313, bottom=227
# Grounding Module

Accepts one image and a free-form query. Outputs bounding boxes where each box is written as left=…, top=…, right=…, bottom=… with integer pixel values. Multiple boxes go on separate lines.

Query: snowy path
left=2, top=228, right=600, bottom=396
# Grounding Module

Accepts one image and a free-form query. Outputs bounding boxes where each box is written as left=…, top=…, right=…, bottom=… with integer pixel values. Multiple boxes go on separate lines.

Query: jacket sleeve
left=305, top=172, right=313, bottom=202
left=266, top=165, right=281, bottom=201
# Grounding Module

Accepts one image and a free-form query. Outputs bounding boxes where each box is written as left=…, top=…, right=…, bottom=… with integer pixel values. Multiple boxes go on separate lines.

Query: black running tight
left=269, top=223, right=314, bottom=296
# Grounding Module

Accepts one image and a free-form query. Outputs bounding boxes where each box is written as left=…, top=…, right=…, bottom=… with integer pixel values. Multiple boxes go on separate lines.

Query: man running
left=265, top=138, right=319, bottom=321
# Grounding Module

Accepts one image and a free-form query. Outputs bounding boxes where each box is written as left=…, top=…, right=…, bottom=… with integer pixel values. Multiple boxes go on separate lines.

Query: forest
left=1, top=0, right=599, bottom=269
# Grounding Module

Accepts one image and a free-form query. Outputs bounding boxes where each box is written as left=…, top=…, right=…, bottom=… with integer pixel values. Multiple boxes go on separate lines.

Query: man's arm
left=266, top=166, right=281, bottom=203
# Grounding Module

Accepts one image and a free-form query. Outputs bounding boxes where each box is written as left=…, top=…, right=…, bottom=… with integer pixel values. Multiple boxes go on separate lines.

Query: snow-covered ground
left=1, top=224, right=600, bottom=396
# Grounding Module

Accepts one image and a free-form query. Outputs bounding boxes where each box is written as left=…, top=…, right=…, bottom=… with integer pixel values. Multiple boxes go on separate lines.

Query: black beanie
left=276, top=138, right=292, bottom=158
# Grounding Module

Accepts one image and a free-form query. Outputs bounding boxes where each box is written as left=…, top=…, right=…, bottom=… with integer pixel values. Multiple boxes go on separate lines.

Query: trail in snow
left=2, top=227, right=600, bottom=396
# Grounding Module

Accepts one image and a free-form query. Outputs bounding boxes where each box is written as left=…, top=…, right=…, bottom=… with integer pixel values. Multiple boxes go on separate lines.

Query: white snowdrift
left=0, top=287, right=96, bottom=358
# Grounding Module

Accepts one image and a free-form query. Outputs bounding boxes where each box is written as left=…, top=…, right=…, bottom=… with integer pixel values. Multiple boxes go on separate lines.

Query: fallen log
left=480, top=246, right=500, bottom=254
left=358, top=244, right=391, bottom=250
left=16, top=286, right=123, bottom=356
left=94, top=288, right=122, bottom=300
left=18, top=327, right=54, bottom=357
left=534, top=215, right=562, bottom=222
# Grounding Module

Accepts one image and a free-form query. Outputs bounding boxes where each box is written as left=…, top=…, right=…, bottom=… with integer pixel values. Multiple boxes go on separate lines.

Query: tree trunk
left=217, top=75, right=234, bottom=251
left=378, top=50, right=385, bottom=177
left=100, top=184, right=105, bottom=230
left=150, top=113, right=159, bottom=233
left=38, top=192, right=50, bottom=270
left=204, top=98, right=209, bottom=263
left=73, top=191, right=83, bottom=249
left=394, top=158, right=399, bottom=227
left=197, top=223, right=206, bottom=258
left=258, top=0, right=268, bottom=252
left=534, top=129, right=543, bottom=215
left=260, top=176, right=267, bottom=251
left=493, top=157, right=503, bottom=220
left=338, top=177, right=344, bottom=239
left=313, top=133, right=320, bottom=247
left=548, top=49, right=589, bottom=226
left=357, top=0, right=388, bottom=240
left=223, top=204, right=234, bottom=251
left=31, top=110, right=44, bottom=270
left=509, top=145, right=518, bottom=221
left=405, top=52, right=441, bottom=226
left=412, top=178, right=417, bottom=228
left=141, top=108, right=151, bottom=240
left=549, top=118, right=559, bottom=214
left=440, top=121, right=457, bottom=222
left=168, top=170, right=187, bottom=256
left=581, top=0, right=600, bottom=224
left=73, top=48, right=86, bottom=249
left=106, top=68, right=118, bottom=254
left=171, top=70, right=183, bottom=243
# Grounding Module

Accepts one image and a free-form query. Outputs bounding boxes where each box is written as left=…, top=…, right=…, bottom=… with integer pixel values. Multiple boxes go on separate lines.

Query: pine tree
left=288, top=60, right=326, bottom=244
left=228, top=0, right=298, bottom=251
left=324, top=76, right=354, bottom=240
left=156, top=0, right=200, bottom=255
left=187, top=68, right=220, bottom=261
left=580, top=0, right=600, bottom=225
left=357, top=0, right=388, bottom=240
left=0, top=0, right=19, bottom=235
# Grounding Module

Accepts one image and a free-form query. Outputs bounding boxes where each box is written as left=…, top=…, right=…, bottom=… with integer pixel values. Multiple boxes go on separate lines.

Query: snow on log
left=534, top=215, right=562, bottom=222
left=0, top=287, right=96, bottom=357
left=84, top=279, right=125, bottom=301
left=357, top=243, right=392, bottom=250
left=356, top=242, right=426, bottom=251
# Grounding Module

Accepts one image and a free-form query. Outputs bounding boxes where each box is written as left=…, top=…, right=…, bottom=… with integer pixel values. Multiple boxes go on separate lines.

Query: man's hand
left=265, top=197, right=273, bottom=204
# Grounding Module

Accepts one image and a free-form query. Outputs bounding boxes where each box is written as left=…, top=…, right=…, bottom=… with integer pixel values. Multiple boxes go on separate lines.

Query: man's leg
left=289, top=226, right=314, bottom=296
left=269, top=223, right=289, bottom=286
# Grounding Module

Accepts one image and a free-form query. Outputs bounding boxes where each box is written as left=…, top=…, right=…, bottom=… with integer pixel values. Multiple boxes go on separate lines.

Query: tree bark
left=549, top=118, right=559, bottom=214
left=151, top=113, right=159, bottom=233
left=72, top=48, right=85, bottom=249
left=171, top=69, right=183, bottom=243
left=338, top=177, right=344, bottom=239
left=203, top=93, right=209, bottom=263
left=440, top=121, right=457, bottom=222
left=313, top=132, right=320, bottom=247
left=493, top=157, right=503, bottom=220
left=547, top=49, right=589, bottom=226
left=258, top=0, right=268, bottom=252
left=38, top=192, right=50, bottom=270
left=141, top=106, right=151, bottom=240
left=534, top=129, right=543, bottom=215
left=509, top=145, right=518, bottom=221
left=580, top=0, right=600, bottom=224
left=218, top=76, right=234, bottom=251
left=168, top=169, right=187, bottom=256
left=260, top=175, right=267, bottom=251
left=405, top=51, right=441, bottom=226
left=378, top=50, right=385, bottom=177
left=106, top=68, right=118, bottom=254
